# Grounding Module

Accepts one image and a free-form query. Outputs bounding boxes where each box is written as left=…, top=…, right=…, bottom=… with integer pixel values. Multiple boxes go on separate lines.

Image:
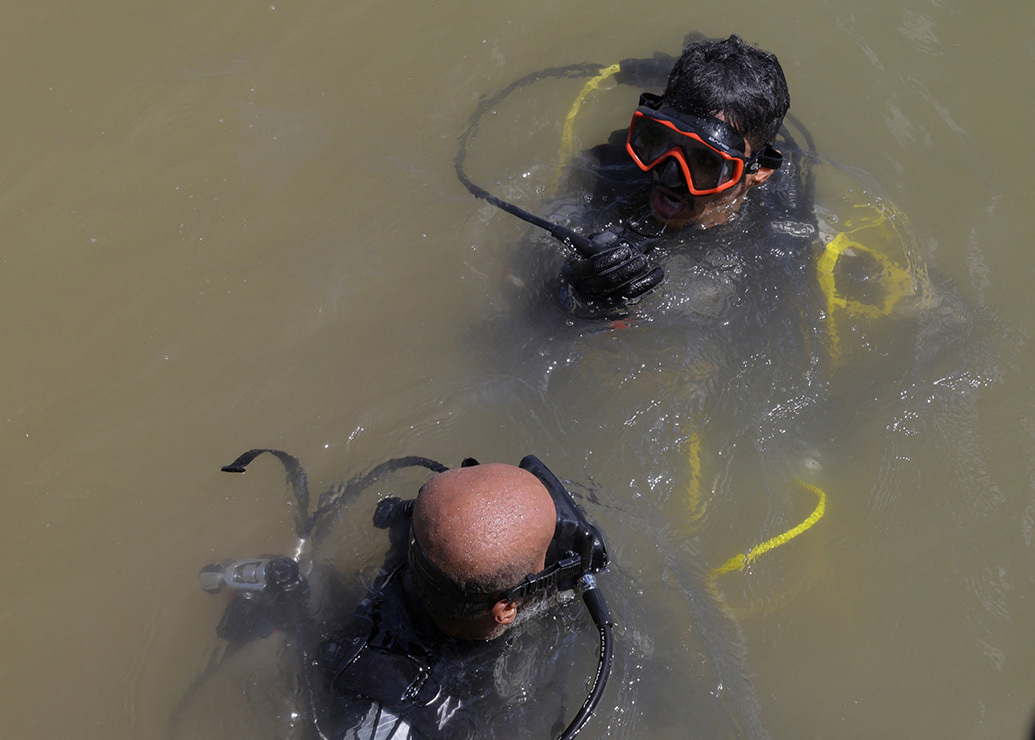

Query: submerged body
left=314, top=561, right=538, bottom=740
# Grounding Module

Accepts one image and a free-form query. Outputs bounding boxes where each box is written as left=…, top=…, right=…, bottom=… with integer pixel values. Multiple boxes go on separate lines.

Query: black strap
left=221, top=448, right=311, bottom=538
left=756, top=144, right=783, bottom=171
left=503, top=554, right=582, bottom=601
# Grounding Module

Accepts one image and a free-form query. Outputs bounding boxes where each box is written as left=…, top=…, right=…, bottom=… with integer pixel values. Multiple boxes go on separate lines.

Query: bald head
left=409, top=463, right=557, bottom=639
left=413, top=463, right=556, bottom=590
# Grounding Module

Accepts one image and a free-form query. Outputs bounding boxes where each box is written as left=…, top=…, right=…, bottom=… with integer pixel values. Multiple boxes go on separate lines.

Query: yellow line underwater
left=556, top=63, right=622, bottom=173
left=709, top=478, right=827, bottom=580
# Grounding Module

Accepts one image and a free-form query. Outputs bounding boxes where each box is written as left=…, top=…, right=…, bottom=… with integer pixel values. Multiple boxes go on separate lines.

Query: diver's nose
left=656, top=157, right=687, bottom=190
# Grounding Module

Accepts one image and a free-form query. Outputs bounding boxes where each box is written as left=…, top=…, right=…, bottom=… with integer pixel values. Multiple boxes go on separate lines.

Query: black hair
left=663, top=34, right=790, bottom=150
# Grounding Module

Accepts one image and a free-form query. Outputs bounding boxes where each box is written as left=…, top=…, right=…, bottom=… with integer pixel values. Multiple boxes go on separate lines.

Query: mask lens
left=628, top=115, right=678, bottom=165
left=627, top=112, right=743, bottom=194
left=680, top=137, right=732, bottom=191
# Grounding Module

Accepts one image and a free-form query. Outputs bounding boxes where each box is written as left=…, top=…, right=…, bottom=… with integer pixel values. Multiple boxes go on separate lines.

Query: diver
left=186, top=451, right=613, bottom=740
left=553, top=33, right=808, bottom=312
left=456, top=33, right=817, bottom=321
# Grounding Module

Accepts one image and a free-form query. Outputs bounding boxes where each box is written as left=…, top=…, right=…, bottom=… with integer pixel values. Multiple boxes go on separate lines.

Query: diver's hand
left=561, top=244, right=664, bottom=304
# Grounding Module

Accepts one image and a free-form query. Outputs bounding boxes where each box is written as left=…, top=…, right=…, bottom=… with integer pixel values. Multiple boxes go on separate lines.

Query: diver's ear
left=491, top=599, right=518, bottom=625
left=746, top=166, right=775, bottom=188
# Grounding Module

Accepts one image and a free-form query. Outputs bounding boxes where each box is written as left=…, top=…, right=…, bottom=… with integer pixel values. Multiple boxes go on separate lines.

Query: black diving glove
left=561, top=243, right=664, bottom=304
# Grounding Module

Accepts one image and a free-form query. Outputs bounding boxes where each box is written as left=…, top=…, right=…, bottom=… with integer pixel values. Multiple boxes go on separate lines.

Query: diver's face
left=647, top=113, right=772, bottom=229
left=649, top=167, right=754, bottom=228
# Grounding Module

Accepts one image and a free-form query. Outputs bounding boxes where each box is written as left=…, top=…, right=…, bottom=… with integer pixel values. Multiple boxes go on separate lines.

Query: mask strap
left=755, top=144, right=783, bottom=171
left=638, top=91, right=664, bottom=109
left=408, top=536, right=502, bottom=606
left=503, top=554, right=583, bottom=601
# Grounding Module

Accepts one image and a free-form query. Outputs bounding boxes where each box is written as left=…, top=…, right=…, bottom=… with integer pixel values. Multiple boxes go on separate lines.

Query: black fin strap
left=221, top=449, right=311, bottom=538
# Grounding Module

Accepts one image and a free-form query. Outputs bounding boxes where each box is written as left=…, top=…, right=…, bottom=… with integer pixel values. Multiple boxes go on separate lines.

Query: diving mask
left=626, top=92, right=782, bottom=195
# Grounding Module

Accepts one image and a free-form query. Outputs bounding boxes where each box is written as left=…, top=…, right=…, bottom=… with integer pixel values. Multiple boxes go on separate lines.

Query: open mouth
left=650, top=184, right=695, bottom=224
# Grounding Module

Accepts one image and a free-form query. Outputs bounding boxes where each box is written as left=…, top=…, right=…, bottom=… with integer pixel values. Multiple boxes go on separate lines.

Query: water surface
left=2, top=1, right=1033, bottom=738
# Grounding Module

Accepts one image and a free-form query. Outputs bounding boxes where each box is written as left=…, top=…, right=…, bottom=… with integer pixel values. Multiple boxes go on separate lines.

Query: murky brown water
left=3, top=1, right=1034, bottom=738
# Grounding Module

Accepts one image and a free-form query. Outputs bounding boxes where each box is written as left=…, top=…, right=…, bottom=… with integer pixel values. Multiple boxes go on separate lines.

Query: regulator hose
left=558, top=575, right=615, bottom=739
left=454, top=63, right=611, bottom=259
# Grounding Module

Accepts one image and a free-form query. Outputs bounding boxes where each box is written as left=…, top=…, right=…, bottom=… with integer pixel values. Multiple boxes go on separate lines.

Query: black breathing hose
left=558, top=577, right=615, bottom=740
left=453, top=63, right=610, bottom=259
left=219, top=448, right=448, bottom=543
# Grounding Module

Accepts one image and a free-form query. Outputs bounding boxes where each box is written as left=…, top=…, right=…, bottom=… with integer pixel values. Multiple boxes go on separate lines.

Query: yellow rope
left=709, top=478, right=827, bottom=579
left=815, top=205, right=915, bottom=364
left=554, top=63, right=621, bottom=185
left=682, top=429, right=706, bottom=525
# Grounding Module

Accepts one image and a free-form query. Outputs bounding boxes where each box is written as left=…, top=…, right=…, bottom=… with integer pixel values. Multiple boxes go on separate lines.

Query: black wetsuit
left=482, top=126, right=824, bottom=423
left=309, top=504, right=577, bottom=740
left=313, top=563, right=497, bottom=740
left=549, top=127, right=818, bottom=322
